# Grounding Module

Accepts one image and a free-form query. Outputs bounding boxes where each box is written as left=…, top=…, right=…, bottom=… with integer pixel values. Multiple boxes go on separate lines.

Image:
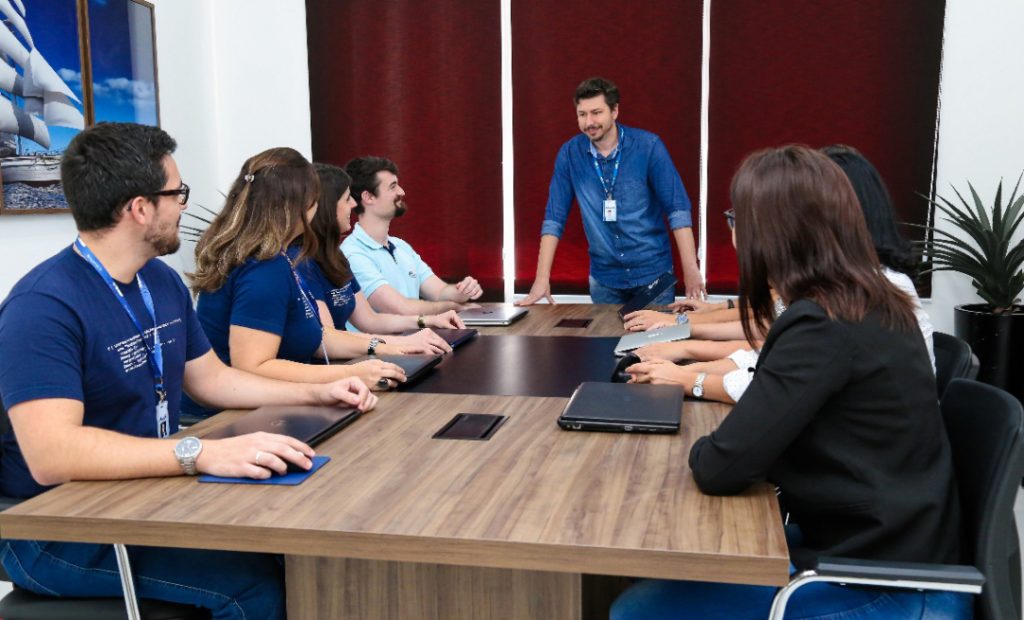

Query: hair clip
left=244, top=173, right=255, bottom=183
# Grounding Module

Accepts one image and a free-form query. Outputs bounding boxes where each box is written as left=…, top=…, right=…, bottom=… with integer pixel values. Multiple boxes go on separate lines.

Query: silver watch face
left=692, top=385, right=704, bottom=398
left=175, top=436, right=201, bottom=459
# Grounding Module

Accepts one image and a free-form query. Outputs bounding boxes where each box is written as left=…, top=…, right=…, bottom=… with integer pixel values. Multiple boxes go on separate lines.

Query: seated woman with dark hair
left=612, top=146, right=967, bottom=619
left=300, top=163, right=464, bottom=343
left=184, top=148, right=432, bottom=418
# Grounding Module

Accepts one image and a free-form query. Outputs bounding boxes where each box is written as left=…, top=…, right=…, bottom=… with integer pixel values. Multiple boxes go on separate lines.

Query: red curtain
left=511, top=1, right=705, bottom=295
left=705, top=1, right=946, bottom=293
left=305, top=0, right=504, bottom=296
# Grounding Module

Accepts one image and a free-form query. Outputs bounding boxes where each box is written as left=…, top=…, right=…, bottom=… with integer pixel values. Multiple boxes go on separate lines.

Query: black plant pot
left=954, top=303, right=1024, bottom=403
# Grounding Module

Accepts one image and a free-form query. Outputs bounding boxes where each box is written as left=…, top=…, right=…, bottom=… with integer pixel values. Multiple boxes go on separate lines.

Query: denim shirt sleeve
left=541, top=143, right=574, bottom=238
left=648, top=137, right=692, bottom=229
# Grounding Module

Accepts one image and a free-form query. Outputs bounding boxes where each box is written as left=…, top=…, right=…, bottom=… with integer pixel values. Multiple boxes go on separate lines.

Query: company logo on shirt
left=106, top=318, right=182, bottom=374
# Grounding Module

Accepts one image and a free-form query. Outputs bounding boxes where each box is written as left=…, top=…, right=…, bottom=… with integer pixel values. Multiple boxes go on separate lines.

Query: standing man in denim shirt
left=518, top=77, right=704, bottom=305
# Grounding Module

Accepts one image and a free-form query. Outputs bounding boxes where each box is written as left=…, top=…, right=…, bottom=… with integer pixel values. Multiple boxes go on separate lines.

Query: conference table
left=0, top=304, right=789, bottom=619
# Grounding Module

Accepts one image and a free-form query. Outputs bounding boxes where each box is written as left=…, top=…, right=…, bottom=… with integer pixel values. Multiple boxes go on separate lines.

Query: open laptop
left=458, top=304, right=528, bottom=326
left=203, top=405, right=361, bottom=447
left=345, top=353, right=443, bottom=388
left=399, top=327, right=479, bottom=349
left=557, top=382, right=683, bottom=433
left=614, top=323, right=691, bottom=356
left=617, top=272, right=677, bottom=319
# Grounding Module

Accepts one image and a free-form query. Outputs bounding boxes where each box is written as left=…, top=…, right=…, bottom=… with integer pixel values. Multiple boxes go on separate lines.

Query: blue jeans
left=589, top=275, right=676, bottom=306
left=1, top=540, right=284, bottom=620
left=611, top=577, right=972, bottom=620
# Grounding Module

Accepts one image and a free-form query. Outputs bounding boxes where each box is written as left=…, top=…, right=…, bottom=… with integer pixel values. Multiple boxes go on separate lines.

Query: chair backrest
left=942, top=379, right=1024, bottom=620
left=934, top=332, right=980, bottom=398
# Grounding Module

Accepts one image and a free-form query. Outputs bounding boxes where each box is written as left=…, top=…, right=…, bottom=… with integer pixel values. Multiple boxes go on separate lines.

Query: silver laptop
left=614, top=323, right=691, bottom=356
left=458, top=304, right=528, bottom=326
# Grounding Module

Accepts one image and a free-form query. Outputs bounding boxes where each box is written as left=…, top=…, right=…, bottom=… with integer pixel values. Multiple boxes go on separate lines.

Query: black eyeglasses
left=724, top=208, right=735, bottom=230
left=150, top=182, right=190, bottom=206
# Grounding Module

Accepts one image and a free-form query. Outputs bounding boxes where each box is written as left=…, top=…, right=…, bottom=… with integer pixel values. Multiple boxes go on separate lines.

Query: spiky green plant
left=912, top=174, right=1024, bottom=314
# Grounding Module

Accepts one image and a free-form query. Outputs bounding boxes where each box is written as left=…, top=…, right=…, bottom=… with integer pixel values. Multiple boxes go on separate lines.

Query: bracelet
left=417, top=315, right=426, bottom=329
left=727, top=298, right=735, bottom=310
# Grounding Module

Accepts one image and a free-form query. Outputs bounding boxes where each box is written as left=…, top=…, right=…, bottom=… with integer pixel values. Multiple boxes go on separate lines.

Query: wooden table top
left=474, top=304, right=627, bottom=337
left=0, top=392, right=789, bottom=586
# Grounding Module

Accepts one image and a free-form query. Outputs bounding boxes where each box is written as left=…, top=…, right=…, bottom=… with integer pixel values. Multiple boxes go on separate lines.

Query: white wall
left=1, top=0, right=1021, bottom=325
left=926, top=0, right=1024, bottom=334
left=0, top=0, right=312, bottom=291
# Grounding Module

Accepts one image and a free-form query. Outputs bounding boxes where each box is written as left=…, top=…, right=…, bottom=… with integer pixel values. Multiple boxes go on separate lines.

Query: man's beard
left=146, top=219, right=181, bottom=256
left=393, top=199, right=407, bottom=218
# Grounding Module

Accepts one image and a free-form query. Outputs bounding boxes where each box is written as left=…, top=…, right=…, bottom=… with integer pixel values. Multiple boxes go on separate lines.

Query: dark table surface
left=404, top=335, right=622, bottom=397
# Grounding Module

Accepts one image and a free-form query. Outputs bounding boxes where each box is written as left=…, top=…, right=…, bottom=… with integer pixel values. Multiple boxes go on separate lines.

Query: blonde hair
left=190, top=147, right=320, bottom=293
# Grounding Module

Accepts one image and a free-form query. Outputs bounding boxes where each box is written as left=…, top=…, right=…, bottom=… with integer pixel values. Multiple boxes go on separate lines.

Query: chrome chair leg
left=113, top=543, right=143, bottom=620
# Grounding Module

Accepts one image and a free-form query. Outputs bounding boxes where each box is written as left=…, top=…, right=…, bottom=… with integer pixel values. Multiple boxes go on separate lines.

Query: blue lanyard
left=589, top=125, right=624, bottom=199
left=74, top=238, right=165, bottom=401
left=282, top=252, right=330, bottom=364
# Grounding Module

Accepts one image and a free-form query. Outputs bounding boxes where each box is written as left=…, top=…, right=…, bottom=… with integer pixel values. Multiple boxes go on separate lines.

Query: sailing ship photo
left=0, top=0, right=158, bottom=215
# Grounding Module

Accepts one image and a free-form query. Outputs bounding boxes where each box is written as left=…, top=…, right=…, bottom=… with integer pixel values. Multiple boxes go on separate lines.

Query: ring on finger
left=377, top=377, right=390, bottom=389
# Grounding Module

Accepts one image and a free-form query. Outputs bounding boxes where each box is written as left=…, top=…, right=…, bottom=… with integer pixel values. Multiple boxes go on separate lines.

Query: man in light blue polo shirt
left=341, top=156, right=483, bottom=316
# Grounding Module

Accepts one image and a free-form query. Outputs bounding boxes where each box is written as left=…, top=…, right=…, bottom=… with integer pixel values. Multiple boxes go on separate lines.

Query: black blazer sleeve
left=689, top=303, right=852, bottom=495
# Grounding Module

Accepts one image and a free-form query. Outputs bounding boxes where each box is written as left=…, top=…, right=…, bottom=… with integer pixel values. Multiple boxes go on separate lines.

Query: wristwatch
left=675, top=313, right=689, bottom=325
left=367, top=336, right=386, bottom=356
left=174, top=436, right=203, bottom=475
left=727, top=298, right=736, bottom=310
left=417, top=315, right=427, bottom=329
left=692, top=372, right=708, bottom=399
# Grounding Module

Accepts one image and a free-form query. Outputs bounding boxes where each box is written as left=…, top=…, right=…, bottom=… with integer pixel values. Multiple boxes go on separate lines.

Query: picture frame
left=0, top=0, right=159, bottom=216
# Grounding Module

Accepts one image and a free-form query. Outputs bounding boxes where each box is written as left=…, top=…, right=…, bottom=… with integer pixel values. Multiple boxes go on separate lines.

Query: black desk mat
left=405, top=335, right=621, bottom=397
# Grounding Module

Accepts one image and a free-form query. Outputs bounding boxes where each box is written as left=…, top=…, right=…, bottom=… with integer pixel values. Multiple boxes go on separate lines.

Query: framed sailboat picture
left=0, top=0, right=159, bottom=215
left=0, top=0, right=87, bottom=215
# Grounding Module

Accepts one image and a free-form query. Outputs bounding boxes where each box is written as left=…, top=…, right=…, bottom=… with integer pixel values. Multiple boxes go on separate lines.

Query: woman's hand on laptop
left=351, top=359, right=407, bottom=391
left=428, top=310, right=466, bottom=330
left=316, top=376, right=378, bottom=412
left=622, top=310, right=676, bottom=332
left=389, top=330, right=452, bottom=355
left=196, top=432, right=315, bottom=479
left=624, top=359, right=687, bottom=386
left=634, top=342, right=688, bottom=363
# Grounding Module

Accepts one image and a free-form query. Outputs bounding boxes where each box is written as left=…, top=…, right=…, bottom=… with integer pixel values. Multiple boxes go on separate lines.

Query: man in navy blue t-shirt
left=0, top=123, right=377, bottom=619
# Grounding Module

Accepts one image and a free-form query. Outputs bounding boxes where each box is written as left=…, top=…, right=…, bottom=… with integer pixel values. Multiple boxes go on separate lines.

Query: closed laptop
left=557, top=382, right=684, bottom=433
left=345, top=353, right=443, bottom=387
left=614, top=323, right=691, bottom=356
left=203, top=405, right=361, bottom=447
left=399, top=327, right=479, bottom=349
left=458, top=304, right=528, bottom=326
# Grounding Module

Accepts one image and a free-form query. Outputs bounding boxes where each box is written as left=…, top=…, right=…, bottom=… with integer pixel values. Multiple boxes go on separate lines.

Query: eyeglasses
left=724, top=208, right=735, bottom=230
left=150, top=182, right=190, bottom=206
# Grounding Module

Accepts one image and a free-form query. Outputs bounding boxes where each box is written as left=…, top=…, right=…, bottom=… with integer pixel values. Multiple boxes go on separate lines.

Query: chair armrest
left=769, top=556, right=983, bottom=620
left=815, top=556, right=985, bottom=589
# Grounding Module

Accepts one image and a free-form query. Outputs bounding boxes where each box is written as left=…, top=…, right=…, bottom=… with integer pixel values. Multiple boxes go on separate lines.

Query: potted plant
left=916, top=174, right=1024, bottom=401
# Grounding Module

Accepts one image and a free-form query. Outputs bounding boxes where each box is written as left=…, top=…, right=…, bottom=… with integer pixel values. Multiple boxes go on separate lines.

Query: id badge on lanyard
left=603, top=198, right=617, bottom=222
left=592, top=126, right=623, bottom=223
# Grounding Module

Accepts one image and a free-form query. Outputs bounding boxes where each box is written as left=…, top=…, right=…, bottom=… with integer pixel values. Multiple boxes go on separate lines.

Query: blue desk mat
left=198, top=455, right=330, bottom=485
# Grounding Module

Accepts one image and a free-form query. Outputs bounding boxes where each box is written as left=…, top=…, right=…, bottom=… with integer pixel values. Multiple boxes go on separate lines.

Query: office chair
left=769, top=379, right=1024, bottom=620
left=933, top=332, right=980, bottom=398
left=0, top=397, right=209, bottom=619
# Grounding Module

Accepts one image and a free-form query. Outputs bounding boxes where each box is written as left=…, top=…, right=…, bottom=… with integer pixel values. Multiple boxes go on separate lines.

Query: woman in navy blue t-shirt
left=189, top=148, right=428, bottom=395
left=299, top=164, right=464, bottom=342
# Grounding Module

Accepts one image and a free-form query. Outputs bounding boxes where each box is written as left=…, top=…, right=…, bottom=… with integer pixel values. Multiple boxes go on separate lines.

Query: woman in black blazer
left=611, top=146, right=969, bottom=620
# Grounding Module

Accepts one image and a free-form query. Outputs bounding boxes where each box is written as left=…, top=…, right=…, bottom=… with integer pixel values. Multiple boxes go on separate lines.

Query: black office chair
left=0, top=397, right=209, bottom=619
left=769, top=379, right=1024, bottom=620
left=934, top=332, right=980, bottom=398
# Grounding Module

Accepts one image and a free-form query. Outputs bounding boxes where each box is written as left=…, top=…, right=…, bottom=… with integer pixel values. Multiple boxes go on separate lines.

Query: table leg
left=286, top=556, right=582, bottom=619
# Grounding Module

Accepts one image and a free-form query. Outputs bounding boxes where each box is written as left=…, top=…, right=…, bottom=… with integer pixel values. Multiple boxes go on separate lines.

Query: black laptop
left=557, top=382, right=684, bottom=433
left=345, top=353, right=443, bottom=388
left=203, top=405, right=361, bottom=447
left=399, top=328, right=479, bottom=349
left=617, top=272, right=677, bottom=318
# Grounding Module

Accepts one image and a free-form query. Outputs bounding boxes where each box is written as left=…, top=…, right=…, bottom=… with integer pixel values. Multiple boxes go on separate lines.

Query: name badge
left=603, top=199, right=617, bottom=222
left=156, top=399, right=170, bottom=438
